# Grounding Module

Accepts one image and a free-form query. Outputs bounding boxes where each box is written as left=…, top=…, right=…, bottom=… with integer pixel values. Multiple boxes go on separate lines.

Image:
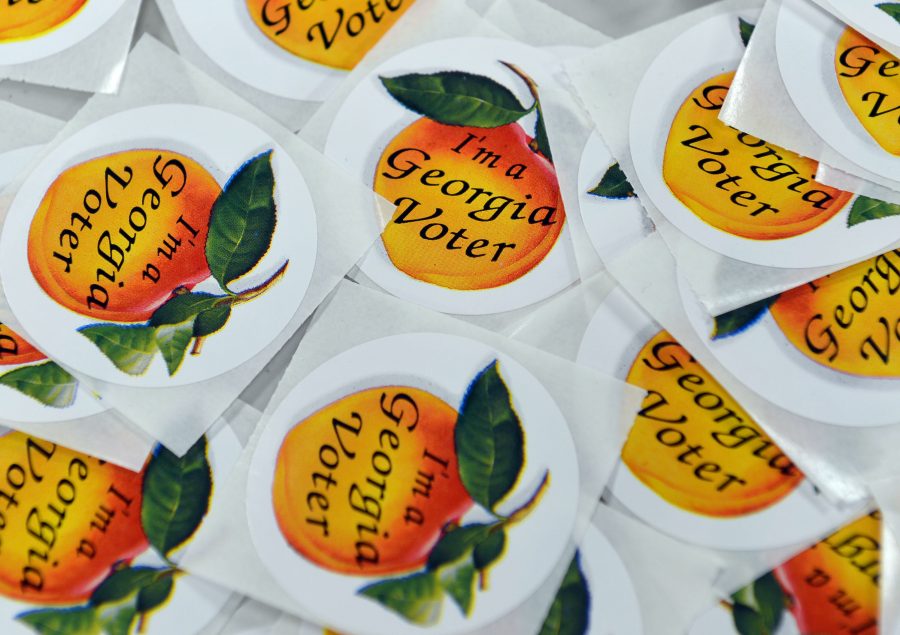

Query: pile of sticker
left=0, top=0, right=895, bottom=633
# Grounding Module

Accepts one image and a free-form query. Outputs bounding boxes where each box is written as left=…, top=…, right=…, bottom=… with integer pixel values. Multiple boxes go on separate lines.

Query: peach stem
left=227, top=260, right=290, bottom=305
left=191, top=337, right=205, bottom=356
left=502, top=470, right=550, bottom=527
left=499, top=61, right=544, bottom=154
left=719, top=599, right=734, bottom=610
left=499, top=61, right=540, bottom=110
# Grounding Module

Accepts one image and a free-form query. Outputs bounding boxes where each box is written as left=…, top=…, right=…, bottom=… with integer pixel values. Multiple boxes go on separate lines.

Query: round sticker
left=0, top=0, right=128, bottom=65
left=629, top=10, right=896, bottom=269
left=679, top=254, right=900, bottom=427
left=172, top=0, right=411, bottom=101
left=0, top=424, right=242, bottom=635
left=577, top=286, right=850, bottom=550
left=325, top=37, right=578, bottom=315
left=576, top=130, right=650, bottom=263
left=817, top=0, right=900, bottom=57
left=246, top=333, right=580, bottom=634
left=690, top=511, right=880, bottom=635
left=776, top=0, right=900, bottom=180
left=0, top=104, right=317, bottom=389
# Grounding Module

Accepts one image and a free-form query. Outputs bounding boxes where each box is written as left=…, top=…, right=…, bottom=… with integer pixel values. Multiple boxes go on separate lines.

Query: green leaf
left=732, top=603, right=766, bottom=635
left=538, top=553, right=590, bottom=635
left=136, top=575, right=174, bottom=612
left=206, top=151, right=278, bottom=292
left=149, top=292, right=222, bottom=327
left=78, top=324, right=157, bottom=376
left=0, top=361, right=77, bottom=408
left=155, top=322, right=194, bottom=376
left=17, top=606, right=100, bottom=635
left=380, top=71, right=532, bottom=127
left=712, top=295, right=779, bottom=340
left=587, top=163, right=636, bottom=199
left=426, top=524, right=491, bottom=570
left=439, top=561, right=476, bottom=617
left=90, top=566, right=164, bottom=606
left=455, top=360, right=525, bottom=511
left=473, top=529, right=506, bottom=570
left=99, top=606, right=137, bottom=635
left=739, top=18, right=756, bottom=46
left=359, top=571, right=443, bottom=625
left=877, top=3, right=900, bottom=24
left=141, top=435, right=212, bottom=557
left=753, top=573, right=786, bottom=633
left=193, top=306, right=231, bottom=337
left=847, top=195, right=900, bottom=227
left=534, top=104, right=553, bottom=162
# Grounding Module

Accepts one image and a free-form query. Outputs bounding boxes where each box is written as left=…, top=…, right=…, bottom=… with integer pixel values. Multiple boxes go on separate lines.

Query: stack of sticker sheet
left=0, top=0, right=895, bottom=633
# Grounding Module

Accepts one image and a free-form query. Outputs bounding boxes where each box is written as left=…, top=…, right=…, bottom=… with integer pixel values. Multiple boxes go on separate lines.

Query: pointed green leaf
left=0, top=361, right=77, bottom=408
left=712, top=295, right=779, bottom=340
left=380, top=71, right=532, bottom=127
left=739, top=18, right=756, bottom=46
left=753, top=573, right=786, bottom=632
left=847, top=195, right=900, bottom=227
left=149, top=292, right=222, bottom=327
left=732, top=603, right=767, bottom=635
left=155, top=322, right=194, bottom=376
left=141, top=436, right=212, bottom=557
left=439, top=561, right=476, bottom=617
left=17, top=606, right=100, bottom=635
left=473, top=529, right=506, bottom=570
left=193, top=306, right=231, bottom=337
left=877, top=3, right=900, bottom=24
left=206, top=151, right=277, bottom=291
left=99, top=606, right=137, bottom=635
left=359, top=571, right=443, bottom=625
left=426, top=524, right=492, bottom=571
left=455, top=360, right=524, bottom=511
left=90, top=566, right=165, bottom=606
left=538, top=553, right=590, bottom=635
left=587, top=163, right=636, bottom=199
left=78, top=324, right=157, bottom=376
left=534, top=104, right=553, bottom=162
left=136, top=574, right=175, bottom=612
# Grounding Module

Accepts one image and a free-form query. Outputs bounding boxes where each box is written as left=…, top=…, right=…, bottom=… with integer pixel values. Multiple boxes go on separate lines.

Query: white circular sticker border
left=0, top=0, right=128, bottom=65
left=678, top=268, right=900, bottom=427
left=246, top=333, right=580, bottom=635
left=629, top=10, right=897, bottom=269
left=0, top=104, right=317, bottom=389
left=776, top=0, right=900, bottom=182
left=325, top=36, right=579, bottom=316
left=577, top=286, right=850, bottom=551
left=578, top=524, right=644, bottom=635
left=172, top=0, right=347, bottom=102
